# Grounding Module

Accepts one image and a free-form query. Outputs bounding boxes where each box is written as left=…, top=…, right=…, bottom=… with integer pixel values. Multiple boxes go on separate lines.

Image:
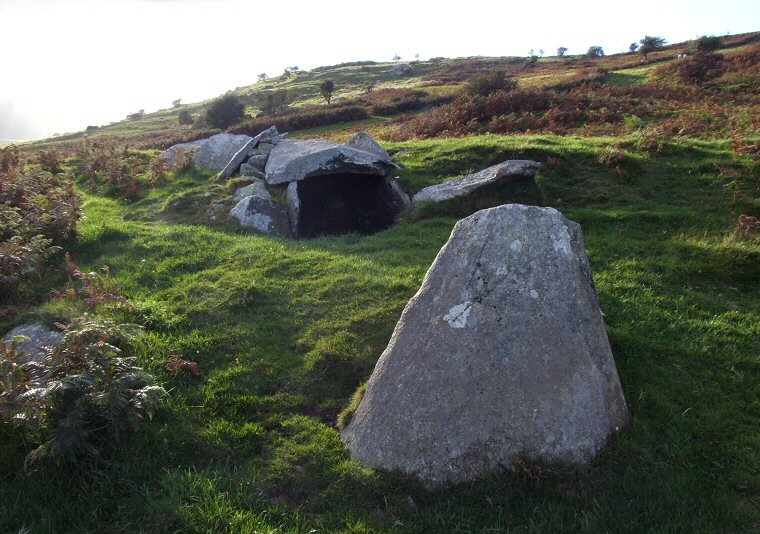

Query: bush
left=255, top=90, right=295, bottom=116
left=205, top=94, right=245, bottom=129
left=675, top=53, right=725, bottom=84
left=691, top=35, right=722, bottom=54
left=231, top=105, right=369, bottom=137
left=177, top=110, right=194, bottom=126
left=587, top=46, right=605, bottom=58
left=36, top=149, right=64, bottom=173
left=0, top=318, right=165, bottom=466
left=77, top=138, right=145, bottom=199
left=465, top=71, right=517, bottom=97
left=0, top=159, right=80, bottom=299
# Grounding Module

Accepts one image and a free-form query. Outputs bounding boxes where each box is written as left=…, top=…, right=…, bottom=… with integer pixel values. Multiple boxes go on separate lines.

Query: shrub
left=0, top=163, right=80, bottom=299
left=36, top=149, right=64, bottom=173
left=51, top=254, right=134, bottom=312
left=587, top=46, right=605, bottom=58
left=465, top=71, right=517, bottom=97
left=77, top=138, right=145, bottom=199
left=675, top=53, right=725, bottom=84
left=691, top=35, right=722, bottom=54
left=205, top=94, right=245, bottom=129
left=361, top=79, right=377, bottom=94
left=177, top=110, right=194, bottom=126
left=255, top=90, right=295, bottom=116
left=231, top=105, right=369, bottom=137
left=0, top=318, right=165, bottom=466
left=360, top=88, right=452, bottom=116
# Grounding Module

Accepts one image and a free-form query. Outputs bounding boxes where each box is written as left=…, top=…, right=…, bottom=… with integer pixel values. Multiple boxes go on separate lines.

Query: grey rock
left=411, top=160, right=542, bottom=204
left=347, top=132, right=391, bottom=160
left=285, top=181, right=300, bottom=236
left=257, top=143, right=274, bottom=154
left=217, top=126, right=281, bottom=182
left=239, top=163, right=265, bottom=178
left=264, top=139, right=398, bottom=185
left=385, top=177, right=410, bottom=210
left=229, top=196, right=292, bottom=237
left=233, top=180, right=272, bottom=202
left=164, top=133, right=253, bottom=170
left=247, top=154, right=269, bottom=171
left=2, top=323, right=61, bottom=365
left=341, top=204, right=628, bottom=486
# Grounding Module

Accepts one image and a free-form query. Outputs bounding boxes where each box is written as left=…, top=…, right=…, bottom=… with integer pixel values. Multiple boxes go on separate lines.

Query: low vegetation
left=0, top=145, right=80, bottom=305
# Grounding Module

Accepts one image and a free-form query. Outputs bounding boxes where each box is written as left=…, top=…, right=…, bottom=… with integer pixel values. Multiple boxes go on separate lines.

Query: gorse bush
left=0, top=318, right=165, bottom=467
left=205, top=94, right=246, bottom=129
left=0, top=155, right=80, bottom=299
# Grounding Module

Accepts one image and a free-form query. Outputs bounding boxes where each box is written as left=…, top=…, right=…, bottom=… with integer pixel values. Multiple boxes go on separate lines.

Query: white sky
left=1, top=0, right=757, bottom=140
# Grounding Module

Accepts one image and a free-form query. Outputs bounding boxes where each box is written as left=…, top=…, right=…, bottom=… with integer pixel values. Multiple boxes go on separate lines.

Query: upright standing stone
left=341, top=204, right=628, bottom=486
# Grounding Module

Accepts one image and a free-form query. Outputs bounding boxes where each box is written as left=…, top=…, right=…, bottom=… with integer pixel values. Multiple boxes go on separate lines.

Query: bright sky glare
left=0, top=0, right=757, bottom=141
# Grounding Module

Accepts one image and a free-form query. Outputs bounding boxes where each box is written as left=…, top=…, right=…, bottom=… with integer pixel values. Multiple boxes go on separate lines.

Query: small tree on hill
left=205, top=94, right=245, bottom=129
left=557, top=46, right=568, bottom=57
left=639, top=36, right=667, bottom=61
left=319, top=80, right=335, bottom=106
left=587, top=46, right=604, bottom=58
left=177, top=110, right=194, bottom=126
left=629, top=42, right=639, bottom=53
left=257, top=73, right=268, bottom=81
left=393, top=54, right=401, bottom=61
left=691, top=35, right=722, bottom=54
left=172, top=99, right=181, bottom=108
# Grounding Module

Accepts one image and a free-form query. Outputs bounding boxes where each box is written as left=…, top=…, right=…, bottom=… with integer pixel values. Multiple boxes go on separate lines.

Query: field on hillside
left=2, top=130, right=759, bottom=532
left=23, top=31, right=760, bottom=154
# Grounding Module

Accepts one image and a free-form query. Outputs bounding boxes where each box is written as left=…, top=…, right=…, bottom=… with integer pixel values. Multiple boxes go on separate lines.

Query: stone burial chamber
left=213, top=127, right=408, bottom=238
left=164, top=127, right=543, bottom=239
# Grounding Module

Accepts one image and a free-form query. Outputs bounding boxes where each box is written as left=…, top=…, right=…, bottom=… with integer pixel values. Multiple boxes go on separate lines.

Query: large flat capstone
left=264, top=139, right=398, bottom=185
left=341, top=204, right=628, bottom=486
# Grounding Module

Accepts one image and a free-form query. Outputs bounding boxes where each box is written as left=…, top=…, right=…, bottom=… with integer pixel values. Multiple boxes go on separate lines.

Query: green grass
left=1, top=133, right=759, bottom=532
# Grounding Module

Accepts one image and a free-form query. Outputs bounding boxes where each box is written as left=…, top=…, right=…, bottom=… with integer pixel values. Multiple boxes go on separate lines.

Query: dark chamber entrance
left=296, top=174, right=399, bottom=238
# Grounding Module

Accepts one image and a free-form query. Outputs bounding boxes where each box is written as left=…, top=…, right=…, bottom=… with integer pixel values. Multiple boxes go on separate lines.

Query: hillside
left=1, top=30, right=759, bottom=533
left=25, top=30, right=760, bottom=152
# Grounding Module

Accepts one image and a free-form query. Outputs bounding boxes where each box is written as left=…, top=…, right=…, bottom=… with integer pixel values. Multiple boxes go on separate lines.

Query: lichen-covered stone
left=229, top=196, right=291, bottom=237
left=264, top=139, right=397, bottom=185
left=347, top=131, right=391, bottom=160
left=233, top=180, right=271, bottom=202
left=164, top=133, right=253, bottom=170
left=2, top=323, right=61, bottom=364
left=411, top=160, right=542, bottom=204
left=341, top=204, right=628, bottom=486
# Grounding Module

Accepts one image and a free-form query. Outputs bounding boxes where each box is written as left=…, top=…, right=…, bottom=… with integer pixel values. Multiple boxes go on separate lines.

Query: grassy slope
left=27, top=31, right=759, bottom=151
left=1, top=133, right=758, bottom=532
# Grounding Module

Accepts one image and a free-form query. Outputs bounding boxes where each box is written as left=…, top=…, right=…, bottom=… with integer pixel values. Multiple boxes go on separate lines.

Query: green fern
left=0, top=318, right=165, bottom=468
